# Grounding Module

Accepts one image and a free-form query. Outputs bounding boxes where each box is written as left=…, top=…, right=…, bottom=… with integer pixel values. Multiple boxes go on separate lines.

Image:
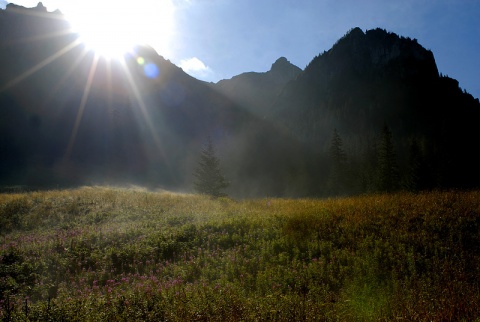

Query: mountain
left=0, top=4, right=307, bottom=197
left=272, top=27, right=440, bottom=143
left=269, top=27, right=480, bottom=191
left=213, top=57, right=301, bottom=116
left=1, top=5, right=479, bottom=196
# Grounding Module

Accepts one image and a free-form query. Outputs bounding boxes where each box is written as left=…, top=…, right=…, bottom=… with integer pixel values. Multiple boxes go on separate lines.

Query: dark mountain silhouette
left=1, top=5, right=479, bottom=196
left=272, top=27, right=441, bottom=143
left=213, top=57, right=301, bottom=116
left=0, top=4, right=307, bottom=197
left=269, top=27, right=480, bottom=191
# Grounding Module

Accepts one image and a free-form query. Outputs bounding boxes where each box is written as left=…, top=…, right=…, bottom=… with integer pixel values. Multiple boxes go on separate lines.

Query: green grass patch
left=1, top=187, right=480, bottom=320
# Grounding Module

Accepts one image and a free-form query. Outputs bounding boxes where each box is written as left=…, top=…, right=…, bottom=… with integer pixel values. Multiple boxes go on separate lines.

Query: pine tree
left=376, top=125, right=399, bottom=192
left=193, top=136, right=229, bottom=197
left=360, top=139, right=378, bottom=193
left=327, top=129, right=348, bottom=195
left=404, top=138, right=429, bottom=192
left=403, top=139, right=421, bottom=192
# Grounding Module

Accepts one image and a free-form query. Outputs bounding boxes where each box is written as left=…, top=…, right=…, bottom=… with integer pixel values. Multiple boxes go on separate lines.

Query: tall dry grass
left=1, top=187, right=479, bottom=320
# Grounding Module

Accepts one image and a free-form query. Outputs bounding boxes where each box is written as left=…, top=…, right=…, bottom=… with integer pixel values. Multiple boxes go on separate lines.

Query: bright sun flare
left=64, top=0, right=175, bottom=59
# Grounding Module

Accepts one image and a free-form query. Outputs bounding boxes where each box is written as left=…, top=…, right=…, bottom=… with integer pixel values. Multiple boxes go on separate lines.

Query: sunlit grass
left=1, top=187, right=480, bottom=320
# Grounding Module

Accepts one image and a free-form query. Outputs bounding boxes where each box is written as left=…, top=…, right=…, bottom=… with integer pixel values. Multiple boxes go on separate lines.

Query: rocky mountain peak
left=35, top=2, right=47, bottom=12
left=268, top=57, right=302, bottom=83
left=270, top=57, right=290, bottom=71
left=305, top=27, right=438, bottom=82
left=5, top=2, right=45, bottom=12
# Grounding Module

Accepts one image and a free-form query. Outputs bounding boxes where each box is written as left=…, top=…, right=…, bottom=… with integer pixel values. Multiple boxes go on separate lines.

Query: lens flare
left=134, top=55, right=159, bottom=79
left=144, top=63, right=159, bottom=79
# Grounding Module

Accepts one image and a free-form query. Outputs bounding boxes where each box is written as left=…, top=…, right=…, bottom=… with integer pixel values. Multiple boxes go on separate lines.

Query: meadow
left=1, top=187, right=479, bottom=321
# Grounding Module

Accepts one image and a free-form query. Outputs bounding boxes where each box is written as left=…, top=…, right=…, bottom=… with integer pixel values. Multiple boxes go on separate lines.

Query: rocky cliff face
left=329, top=27, right=437, bottom=73
left=270, top=28, right=445, bottom=145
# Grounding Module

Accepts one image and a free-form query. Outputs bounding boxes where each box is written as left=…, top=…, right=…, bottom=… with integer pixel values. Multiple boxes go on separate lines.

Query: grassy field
left=1, top=187, right=480, bottom=321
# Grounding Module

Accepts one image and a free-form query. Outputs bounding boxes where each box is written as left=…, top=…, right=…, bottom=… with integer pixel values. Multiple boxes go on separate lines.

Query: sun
left=64, top=0, right=175, bottom=59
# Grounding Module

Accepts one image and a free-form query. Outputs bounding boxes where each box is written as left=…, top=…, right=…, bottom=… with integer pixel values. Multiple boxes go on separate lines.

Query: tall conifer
left=328, top=129, right=348, bottom=195
left=377, top=125, right=399, bottom=192
left=193, top=136, right=229, bottom=197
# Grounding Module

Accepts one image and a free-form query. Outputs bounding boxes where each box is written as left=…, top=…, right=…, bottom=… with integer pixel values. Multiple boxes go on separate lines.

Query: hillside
left=1, top=187, right=480, bottom=320
left=268, top=28, right=480, bottom=193
left=1, top=5, right=479, bottom=197
left=0, top=4, right=306, bottom=197
left=213, top=57, right=302, bottom=117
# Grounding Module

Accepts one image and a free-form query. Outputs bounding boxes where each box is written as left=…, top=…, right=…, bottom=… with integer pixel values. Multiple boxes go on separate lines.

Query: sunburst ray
left=0, top=38, right=82, bottom=92
left=64, top=54, right=100, bottom=161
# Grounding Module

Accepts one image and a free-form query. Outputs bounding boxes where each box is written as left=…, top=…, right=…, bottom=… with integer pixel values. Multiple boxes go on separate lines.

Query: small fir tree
left=376, top=125, right=399, bottom=192
left=404, top=138, right=421, bottom=192
left=327, top=129, right=348, bottom=195
left=403, top=138, right=430, bottom=192
left=193, top=136, right=229, bottom=197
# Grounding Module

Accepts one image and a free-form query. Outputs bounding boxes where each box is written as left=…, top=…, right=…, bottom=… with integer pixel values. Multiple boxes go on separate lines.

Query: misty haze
left=1, top=2, right=480, bottom=321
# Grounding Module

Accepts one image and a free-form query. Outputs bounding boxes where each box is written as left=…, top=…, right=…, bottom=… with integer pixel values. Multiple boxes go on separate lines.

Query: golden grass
left=1, top=187, right=479, bottom=320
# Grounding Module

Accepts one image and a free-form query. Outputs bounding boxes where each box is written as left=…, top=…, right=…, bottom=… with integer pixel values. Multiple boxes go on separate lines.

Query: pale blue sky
left=3, top=0, right=480, bottom=99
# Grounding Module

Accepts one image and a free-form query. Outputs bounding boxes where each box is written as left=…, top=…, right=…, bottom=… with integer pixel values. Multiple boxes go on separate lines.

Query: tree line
left=326, top=125, right=438, bottom=196
left=194, top=122, right=474, bottom=198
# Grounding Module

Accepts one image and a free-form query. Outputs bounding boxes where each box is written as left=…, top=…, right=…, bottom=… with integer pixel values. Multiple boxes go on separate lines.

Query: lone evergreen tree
left=404, top=138, right=429, bottom=192
left=327, top=129, right=348, bottom=195
left=376, top=125, right=399, bottom=192
left=403, top=138, right=421, bottom=192
left=193, top=136, right=229, bottom=197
